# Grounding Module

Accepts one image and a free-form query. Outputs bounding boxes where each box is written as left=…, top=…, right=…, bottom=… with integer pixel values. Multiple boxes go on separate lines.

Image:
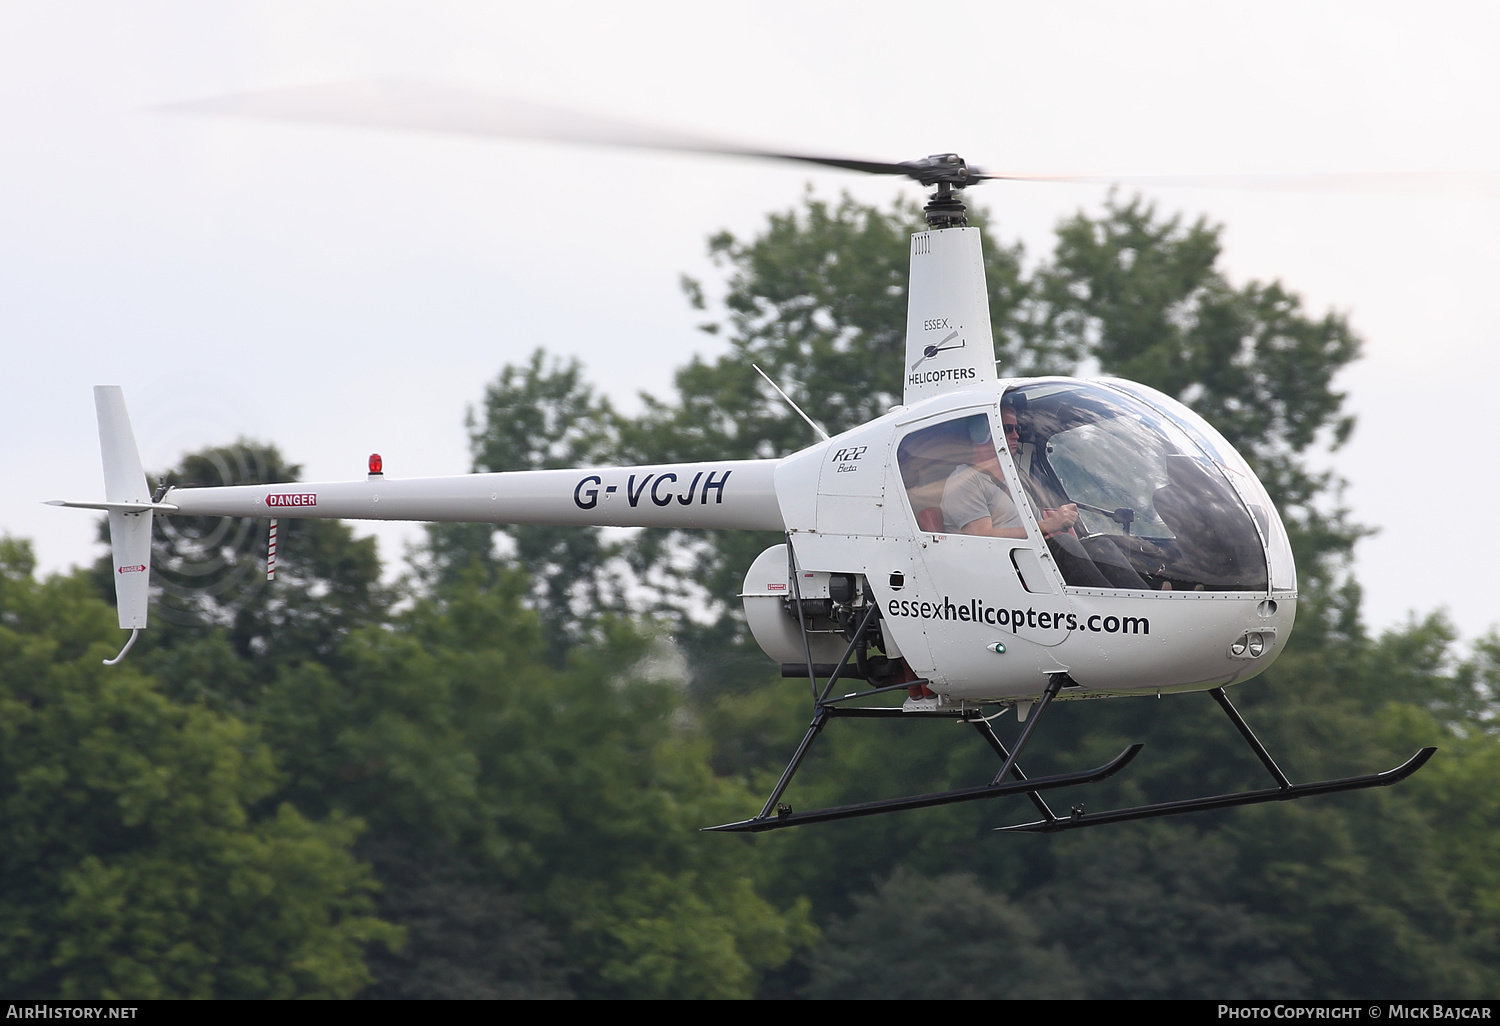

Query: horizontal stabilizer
left=45, top=499, right=179, bottom=513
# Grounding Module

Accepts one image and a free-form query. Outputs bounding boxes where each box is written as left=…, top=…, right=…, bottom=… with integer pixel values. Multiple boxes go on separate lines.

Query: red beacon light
left=368, top=453, right=383, bottom=476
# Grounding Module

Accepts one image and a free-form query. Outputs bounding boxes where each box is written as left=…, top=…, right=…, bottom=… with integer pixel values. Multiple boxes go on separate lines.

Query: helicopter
left=50, top=79, right=1434, bottom=835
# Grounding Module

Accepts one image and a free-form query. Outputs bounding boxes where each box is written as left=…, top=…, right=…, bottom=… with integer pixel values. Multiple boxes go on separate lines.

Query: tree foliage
left=802, top=869, right=1082, bottom=999
left=0, top=538, right=395, bottom=998
left=425, top=351, right=628, bottom=663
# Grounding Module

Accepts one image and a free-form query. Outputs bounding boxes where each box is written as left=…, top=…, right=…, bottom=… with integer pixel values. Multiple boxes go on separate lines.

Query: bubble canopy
left=1002, top=379, right=1296, bottom=594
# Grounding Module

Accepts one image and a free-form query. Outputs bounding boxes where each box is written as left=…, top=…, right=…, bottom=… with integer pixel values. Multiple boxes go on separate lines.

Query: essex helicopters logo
left=908, top=322, right=976, bottom=387
left=886, top=594, right=1150, bottom=637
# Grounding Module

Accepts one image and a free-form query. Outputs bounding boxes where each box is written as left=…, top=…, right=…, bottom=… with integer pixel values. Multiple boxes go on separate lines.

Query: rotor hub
left=899, top=153, right=974, bottom=187
left=899, top=155, right=975, bottom=229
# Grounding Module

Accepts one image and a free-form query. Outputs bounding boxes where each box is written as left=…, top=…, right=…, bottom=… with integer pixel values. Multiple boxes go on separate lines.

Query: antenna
left=752, top=364, right=829, bottom=442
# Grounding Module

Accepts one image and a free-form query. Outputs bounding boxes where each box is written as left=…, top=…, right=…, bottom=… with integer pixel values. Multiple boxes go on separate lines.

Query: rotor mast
left=898, top=152, right=976, bottom=229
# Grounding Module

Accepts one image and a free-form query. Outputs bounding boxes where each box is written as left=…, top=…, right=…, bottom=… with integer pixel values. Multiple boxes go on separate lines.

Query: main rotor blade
left=156, top=78, right=1500, bottom=197
left=973, top=169, right=1500, bottom=196
left=156, top=77, right=923, bottom=180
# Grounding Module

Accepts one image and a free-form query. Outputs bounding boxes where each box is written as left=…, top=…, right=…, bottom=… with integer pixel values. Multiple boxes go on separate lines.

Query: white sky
left=4, top=1, right=1498, bottom=644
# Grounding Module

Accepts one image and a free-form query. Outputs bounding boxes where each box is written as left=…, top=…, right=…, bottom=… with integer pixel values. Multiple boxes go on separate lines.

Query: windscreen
left=1003, top=380, right=1275, bottom=592
left=1102, top=378, right=1296, bottom=593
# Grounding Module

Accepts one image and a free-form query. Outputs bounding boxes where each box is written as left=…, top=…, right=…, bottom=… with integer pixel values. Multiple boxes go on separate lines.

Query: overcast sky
left=4, top=1, right=1498, bottom=644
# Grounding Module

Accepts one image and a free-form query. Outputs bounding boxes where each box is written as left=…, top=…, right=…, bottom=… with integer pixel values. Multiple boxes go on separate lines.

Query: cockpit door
left=892, top=408, right=1072, bottom=661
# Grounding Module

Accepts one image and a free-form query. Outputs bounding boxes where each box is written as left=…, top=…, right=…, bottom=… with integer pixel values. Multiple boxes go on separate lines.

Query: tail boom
left=163, top=459, right=785, bottom=532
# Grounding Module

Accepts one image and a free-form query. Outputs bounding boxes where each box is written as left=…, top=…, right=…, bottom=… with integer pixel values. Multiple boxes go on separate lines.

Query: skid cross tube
left=707, top=664, right=1100, bottom=832
left=992, top=674, right=1065, bottom=786
left=817, top=602, right=881, bottom=705
left=785, top=537, right=819, bottom=702
left=995, top=686, right=1437, bottom=834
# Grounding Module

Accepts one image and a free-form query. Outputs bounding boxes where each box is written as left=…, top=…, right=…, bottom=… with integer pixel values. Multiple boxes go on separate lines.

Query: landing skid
left=995, top=687, right=1436, bottom=833
left=704, top=661, right=1434, bottom=835
left=704, top=733, right=1141, bottom=833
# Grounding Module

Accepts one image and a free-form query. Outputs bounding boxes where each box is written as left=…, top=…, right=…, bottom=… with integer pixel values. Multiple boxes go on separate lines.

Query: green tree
left=423, top=350, right=627, bottom=664
left=428, top=191, right=1492, bottom=997
left=392, top=582, right=816, bottom=998
left=75, top=431, right=815, bottom=996
left=0, top=538, right=396, bottom=998
left=1203, top=613, right=1500, bottom=998
left=638, top=190, right=1482, bottom=999
left=46, top=186, right=1494, bottom=999
left=802, top=869, right=1082, bottom=999
left=358, top=834, right=573, bottom=999
left=249, top=561, right=814, bottom=998
left=1362, top=614, right=1500, bottom=734
left=1025, top=827, right=1309, bottom=998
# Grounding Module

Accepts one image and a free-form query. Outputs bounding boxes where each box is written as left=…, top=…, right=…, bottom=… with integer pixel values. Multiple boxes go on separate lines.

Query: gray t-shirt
left=942, top=464, right=1022, bottom=534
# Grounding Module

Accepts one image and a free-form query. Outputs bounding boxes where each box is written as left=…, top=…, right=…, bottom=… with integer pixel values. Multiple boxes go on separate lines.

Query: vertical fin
left=94, top=386, right=153, bottom=633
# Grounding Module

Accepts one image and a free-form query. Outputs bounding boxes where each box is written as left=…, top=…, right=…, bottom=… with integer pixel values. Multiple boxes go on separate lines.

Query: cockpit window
left=1005, top=380, right=1271, bottom=592
left=897, top=413, right=1026, bottom=538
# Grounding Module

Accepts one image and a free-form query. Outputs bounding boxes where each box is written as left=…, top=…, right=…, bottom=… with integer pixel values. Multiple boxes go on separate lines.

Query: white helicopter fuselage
left=749, top=377, right=1297, bottom=705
